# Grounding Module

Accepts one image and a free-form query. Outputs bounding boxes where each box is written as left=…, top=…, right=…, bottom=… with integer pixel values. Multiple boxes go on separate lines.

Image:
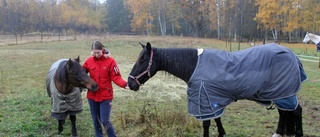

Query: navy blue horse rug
left=187, top=43, right=307, bottom=120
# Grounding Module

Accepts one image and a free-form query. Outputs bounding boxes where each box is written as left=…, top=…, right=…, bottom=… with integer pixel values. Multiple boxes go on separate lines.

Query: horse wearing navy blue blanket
left=128, top=42, right=307, bottom=137
left=46, top=56, right=98, bottom=136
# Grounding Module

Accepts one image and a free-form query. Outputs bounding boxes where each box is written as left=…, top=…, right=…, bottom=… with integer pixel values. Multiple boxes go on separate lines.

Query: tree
left=175, top=0, right=209, bottom=37
left=300, top=0, right=320, bottom=33
left=105, top=0, right=131, bottom=33
left=154, top=0, right=167, bottom=36
left=279, top=0, right=301, bottom=42
left=255, top=0, right=282, bottom=41
left=125, top=0, right=153, bottom=35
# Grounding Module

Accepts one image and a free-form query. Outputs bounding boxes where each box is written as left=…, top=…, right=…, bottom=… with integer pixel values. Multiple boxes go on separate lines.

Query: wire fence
left=0, top=32, right=73, bottom=46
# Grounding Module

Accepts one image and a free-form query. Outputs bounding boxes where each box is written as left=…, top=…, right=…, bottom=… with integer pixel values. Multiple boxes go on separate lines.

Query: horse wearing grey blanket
left=46, top=57, right=98, bottom=136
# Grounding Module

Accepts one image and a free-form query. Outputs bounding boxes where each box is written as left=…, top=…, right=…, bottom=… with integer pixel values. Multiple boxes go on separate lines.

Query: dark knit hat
left=91, top=41, right=104, bottom=50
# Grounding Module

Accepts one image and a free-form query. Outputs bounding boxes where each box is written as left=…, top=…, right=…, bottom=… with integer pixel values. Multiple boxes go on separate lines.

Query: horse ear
left=75, top=56, right=80, bottom=63
left=139, top=42, right=145, bottom=49
left=146, top=42, right=152, bottom=53
left=67, top=58, right=73, bottom=70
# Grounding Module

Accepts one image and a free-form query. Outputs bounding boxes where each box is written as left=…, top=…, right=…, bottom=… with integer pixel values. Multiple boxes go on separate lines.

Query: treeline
left=0, top=0, right=319, bottom=42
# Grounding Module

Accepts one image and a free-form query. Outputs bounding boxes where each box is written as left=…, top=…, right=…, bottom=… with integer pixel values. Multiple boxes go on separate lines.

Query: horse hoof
left=72, top=133, right=78, bottom=137
left=272, top=133, right=282, bottom=137
left=72, top=132, right=78, bottom=137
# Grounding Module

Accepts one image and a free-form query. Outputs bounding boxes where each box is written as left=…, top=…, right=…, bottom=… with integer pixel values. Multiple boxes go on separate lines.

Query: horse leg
left=286, top=110, right=295, bottom=136
left=273, top=109, right=285, bottom=137
left=202, top=118, right=225, bottom=137
left=274, top=104, right=303, bottom=137
left=203, top=120, right=210, bottom=137
left=70, top=115, right=78, bottom=137
left=58, top=119, right=65, bottom=135
left=293, top=104, right=303, bottom=137
left=214, top=117, right=226, bottom=137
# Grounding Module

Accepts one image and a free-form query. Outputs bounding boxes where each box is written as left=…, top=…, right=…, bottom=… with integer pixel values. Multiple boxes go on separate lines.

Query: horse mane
left=308, top=33, right=316, bottom=39
left=156, top=48, right=198, bottom=83
left=55, top=60, right=69, bottom=85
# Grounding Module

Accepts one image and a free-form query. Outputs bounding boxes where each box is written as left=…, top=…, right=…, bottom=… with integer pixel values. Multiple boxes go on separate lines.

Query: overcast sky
left=98, top=0, right=105, bottom=4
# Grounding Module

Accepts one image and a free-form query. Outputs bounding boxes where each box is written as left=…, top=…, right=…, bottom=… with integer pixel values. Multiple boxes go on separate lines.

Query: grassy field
left=0, top=35, right=319, bottom=137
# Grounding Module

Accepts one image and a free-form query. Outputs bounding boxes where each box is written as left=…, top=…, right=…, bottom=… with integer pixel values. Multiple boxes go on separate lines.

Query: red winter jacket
left=83, top=56, right=127, bottom=102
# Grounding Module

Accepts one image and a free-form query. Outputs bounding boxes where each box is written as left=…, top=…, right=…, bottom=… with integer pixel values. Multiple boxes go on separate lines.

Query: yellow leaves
left=146, top=23, right=153, bottom=31
left=255, top=0, right=320, bottom=33
left=125, top=0, right=153, bottom=32
left=255, top=0, right=303, bottom=32
left=57, top=0, right=101, bottom=29
left=296, top=0, right=320, bottom=31
left=255, top=0, right=280, bottom=22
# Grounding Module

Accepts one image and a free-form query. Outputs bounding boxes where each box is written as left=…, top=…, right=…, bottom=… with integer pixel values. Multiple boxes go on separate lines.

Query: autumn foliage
left=0, top=0, right=320, bottom=41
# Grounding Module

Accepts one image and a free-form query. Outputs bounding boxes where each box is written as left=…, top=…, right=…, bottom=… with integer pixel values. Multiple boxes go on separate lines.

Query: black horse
left=128, top=42, right=306, bottom=137
left=46, top=56, right=98, bottom=136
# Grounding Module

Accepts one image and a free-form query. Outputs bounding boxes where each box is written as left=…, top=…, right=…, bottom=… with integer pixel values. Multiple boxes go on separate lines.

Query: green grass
left=0, top=36, right=320, bottom=137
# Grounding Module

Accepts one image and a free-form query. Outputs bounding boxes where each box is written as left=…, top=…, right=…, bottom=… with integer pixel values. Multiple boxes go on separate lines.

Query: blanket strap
left=266, top=103, right=275, bottom=110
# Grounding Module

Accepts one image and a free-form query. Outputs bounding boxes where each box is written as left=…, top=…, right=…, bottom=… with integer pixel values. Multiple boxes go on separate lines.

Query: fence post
left=306, top=47, right=307, bottom=54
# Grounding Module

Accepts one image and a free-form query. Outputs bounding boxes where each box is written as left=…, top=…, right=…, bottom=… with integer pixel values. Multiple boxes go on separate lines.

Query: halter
left=129, top=50, right=154, bottom=86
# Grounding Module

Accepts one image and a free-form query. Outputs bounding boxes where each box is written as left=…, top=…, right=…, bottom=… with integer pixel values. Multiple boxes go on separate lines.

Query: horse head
left=67, top=56, right=98, bottom=92
left=128, top=42, right=159, bottom=91
left=303, top=32, right=311, bottom=43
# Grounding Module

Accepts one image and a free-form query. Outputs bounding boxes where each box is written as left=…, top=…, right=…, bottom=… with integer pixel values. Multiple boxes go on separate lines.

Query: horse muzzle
left=89, top=84, right=99, bottom=92
left=131, top=86, right=139, bottom=91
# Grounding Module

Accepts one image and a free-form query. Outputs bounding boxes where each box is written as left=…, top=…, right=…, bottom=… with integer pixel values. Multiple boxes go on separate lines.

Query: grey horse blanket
left=46, top=59, right=83, bottom=120
left=187, top=43, right=306, bottom=120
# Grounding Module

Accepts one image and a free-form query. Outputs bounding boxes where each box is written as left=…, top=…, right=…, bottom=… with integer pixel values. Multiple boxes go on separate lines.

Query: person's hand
left=125, top=84, right=130, bottom=90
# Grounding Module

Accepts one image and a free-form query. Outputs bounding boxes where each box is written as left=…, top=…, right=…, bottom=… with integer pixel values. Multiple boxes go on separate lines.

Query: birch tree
left=255, top=0, right=281, bottom=41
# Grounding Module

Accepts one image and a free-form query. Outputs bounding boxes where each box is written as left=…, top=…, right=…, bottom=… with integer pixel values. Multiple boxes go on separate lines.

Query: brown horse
left=46, top=56, right=98, bottom=136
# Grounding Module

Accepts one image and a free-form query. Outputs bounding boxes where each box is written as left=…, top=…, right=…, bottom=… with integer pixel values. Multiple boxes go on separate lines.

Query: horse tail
left=46, top=76, right=52, bottom=97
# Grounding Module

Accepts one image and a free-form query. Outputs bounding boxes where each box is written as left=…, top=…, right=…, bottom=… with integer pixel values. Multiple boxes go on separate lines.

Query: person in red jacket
left=83, top=41, right=129, bottom=137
